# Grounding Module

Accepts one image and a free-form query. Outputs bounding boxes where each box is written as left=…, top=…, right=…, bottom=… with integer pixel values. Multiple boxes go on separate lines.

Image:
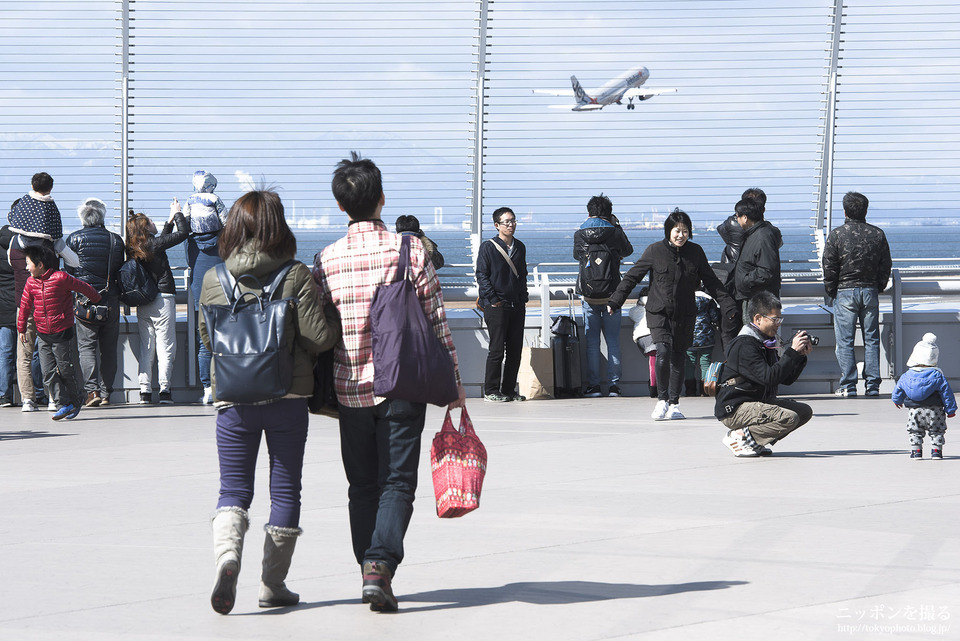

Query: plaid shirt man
left=314, top=219, right=460, bottom=409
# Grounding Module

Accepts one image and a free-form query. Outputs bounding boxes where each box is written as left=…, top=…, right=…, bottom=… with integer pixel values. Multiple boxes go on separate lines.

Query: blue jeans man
left=833, top=287, right=881, bottom=395
left=581, top=300, right=622, bottom=395
left=0, top=326, right=16, bottom=403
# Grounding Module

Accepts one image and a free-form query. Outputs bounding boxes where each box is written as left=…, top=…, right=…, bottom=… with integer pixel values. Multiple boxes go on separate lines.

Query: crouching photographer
left=715, top=291, right=815, bottom=458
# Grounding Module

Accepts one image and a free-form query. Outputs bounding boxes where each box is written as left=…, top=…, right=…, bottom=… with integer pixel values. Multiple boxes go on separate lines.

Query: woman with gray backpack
left=198, top=189, right=340, bottom=615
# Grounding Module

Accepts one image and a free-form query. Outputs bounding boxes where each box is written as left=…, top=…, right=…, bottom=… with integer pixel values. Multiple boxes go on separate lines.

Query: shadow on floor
left=0, top=430, right=74, bottom=441
left=775, top=449, right=903, bottom=458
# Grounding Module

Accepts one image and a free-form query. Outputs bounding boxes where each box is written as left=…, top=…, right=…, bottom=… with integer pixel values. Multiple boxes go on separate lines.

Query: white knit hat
left=906, top=332, right=939, bottom=368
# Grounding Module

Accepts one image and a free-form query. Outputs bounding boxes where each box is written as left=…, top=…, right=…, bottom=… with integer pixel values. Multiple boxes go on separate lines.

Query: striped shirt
left=314, top=219, right=460, bottom=409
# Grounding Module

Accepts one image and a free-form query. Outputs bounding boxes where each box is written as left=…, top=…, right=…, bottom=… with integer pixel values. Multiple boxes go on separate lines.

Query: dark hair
left=492, top=207, right=515, bottom=224
left=32, top=172, right=54, bottom=194
left=23, top=243, right=57, bottom=271
left=741, top=188, right=766, bottom=214
left=842, top=191, right=869, bottom=220
left=125, top=213, right=155, bottom=262
left=747, top=291, right=781, bottom=319
left=395, top=214, right=421, bottom=234
left=663, top=207, right=693, bottom=239
left=735, top=198, right=763, bottom=223
left=331, top=151, right=383, bottom=221
left=10, top=198, right=20, bottom=212
left=218, top=190, right=296, bottom=260
left=587, top=193, right=613, bottom=220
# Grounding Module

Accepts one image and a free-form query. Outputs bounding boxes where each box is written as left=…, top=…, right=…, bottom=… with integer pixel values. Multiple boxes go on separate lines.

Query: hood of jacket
left=192, top=171, right=218, bottom=194
left=899, top=367, right=945, bottom=401
left=224, top=241, right=293, bottom=282
left=578, top=217, right=618, bottom=244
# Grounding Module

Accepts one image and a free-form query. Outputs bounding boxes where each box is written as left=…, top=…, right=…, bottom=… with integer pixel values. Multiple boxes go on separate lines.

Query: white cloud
left=235, top=170, right=255, bottom=192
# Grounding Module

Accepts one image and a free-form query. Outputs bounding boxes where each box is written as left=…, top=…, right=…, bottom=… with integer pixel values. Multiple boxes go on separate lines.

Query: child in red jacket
left=17, top=244, right=101, bottom=421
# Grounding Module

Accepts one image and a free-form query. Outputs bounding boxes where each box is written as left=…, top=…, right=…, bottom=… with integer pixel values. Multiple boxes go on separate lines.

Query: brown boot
left=362, top=560, right=398, bottom=612
left=84, top=392, right=102, bottom=408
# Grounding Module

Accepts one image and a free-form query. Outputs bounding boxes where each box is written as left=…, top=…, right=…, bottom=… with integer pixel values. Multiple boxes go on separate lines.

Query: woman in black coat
left=607, top=209, right=736, bottom=420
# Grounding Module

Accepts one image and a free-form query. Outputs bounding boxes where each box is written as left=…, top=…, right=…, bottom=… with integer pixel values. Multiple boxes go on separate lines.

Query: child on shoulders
left=8, top=172, right=79, bottom=268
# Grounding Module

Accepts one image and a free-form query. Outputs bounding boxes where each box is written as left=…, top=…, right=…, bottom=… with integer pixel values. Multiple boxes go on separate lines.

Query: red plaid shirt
left=314, top=220, right=460, bottom=408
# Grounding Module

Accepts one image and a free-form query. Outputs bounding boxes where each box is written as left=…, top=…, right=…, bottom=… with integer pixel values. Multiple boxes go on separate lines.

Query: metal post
left=891, top=269, right=903, bottom=379
left=120, top=0, right=130, bottom=232
left=816, top=0, right=843, bottom=233
left=470, top=0, right=489, bottom=265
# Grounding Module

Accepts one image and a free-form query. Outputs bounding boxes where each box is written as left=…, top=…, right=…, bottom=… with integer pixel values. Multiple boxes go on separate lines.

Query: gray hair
left=77, top=197, right=107, bottom=227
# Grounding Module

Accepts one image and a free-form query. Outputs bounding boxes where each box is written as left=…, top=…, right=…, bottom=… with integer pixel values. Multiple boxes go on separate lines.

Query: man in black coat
left=716, top=292, right=814, bottom=457
left=476, top=206, right=528, bottom=402
left=732, top=198, right=783, bottom=326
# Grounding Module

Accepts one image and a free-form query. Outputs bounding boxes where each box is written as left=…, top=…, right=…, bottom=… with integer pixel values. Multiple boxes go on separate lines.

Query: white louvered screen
left=832, top=1, right=960, bottom=244
left=0, top=1, right=122, bottom=233
left=125, top=0, right=481, bottom=273
left=481, top=0, right=835, bottom=266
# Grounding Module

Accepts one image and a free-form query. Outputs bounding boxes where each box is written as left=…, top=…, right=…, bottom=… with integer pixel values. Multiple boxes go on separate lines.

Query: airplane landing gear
left=627, top=97, right=636, bottom=110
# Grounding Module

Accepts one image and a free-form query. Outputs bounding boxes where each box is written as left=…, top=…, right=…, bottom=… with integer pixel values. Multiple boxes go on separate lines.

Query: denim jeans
left=833, top=287, right=881, bottom=393
left=215, top=398, right=309, bottom=528
left=338, top=398, right=426, bottom=574
left=581, top=300, right=621, bottom=387
left=188, top=241, right=222, bottom=390
left=0, top=327, right=15, bottom=399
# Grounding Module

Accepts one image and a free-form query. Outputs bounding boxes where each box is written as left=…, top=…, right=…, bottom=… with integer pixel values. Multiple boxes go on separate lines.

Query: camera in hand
left=807, top=334, right=820, bottom=346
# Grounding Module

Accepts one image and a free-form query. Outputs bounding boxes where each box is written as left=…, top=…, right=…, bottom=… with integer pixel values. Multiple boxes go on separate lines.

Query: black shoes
left=362, top=560, right=398, bottom=612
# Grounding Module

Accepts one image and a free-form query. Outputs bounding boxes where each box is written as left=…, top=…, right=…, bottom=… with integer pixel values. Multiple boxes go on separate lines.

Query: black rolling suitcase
left=551, top=289, right=582, bottom=398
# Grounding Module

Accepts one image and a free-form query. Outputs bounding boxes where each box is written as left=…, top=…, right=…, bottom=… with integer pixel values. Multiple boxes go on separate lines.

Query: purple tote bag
left=370, top=234, right=459, bottom=407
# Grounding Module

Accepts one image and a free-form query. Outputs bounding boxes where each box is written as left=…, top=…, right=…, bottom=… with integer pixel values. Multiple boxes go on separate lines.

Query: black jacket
left=822, top=218, right=892, bottom=299
left=476, top=236, right=528, bottom=307
left=715, top=325, right=807, bottom=419
left=716, top=214, right=744, bottom=264
left=0, top=226, right=16, bottom=328
left=65, top=226, right=125, bottom=302
left=141, top=212, right=190, bottom=295
left=733, top=220, right=783, bottom=301
left=608, top=239, right=736, bottom=320
left=572, top=218, right=633, bottom=298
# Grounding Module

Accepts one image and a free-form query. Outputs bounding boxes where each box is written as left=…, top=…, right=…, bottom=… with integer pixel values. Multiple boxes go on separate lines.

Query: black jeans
left=483, top=304, right=525, bottom=396
left=654, top=342, right=686, bottom=405
left=338, top=398, right=426, bottom=574
left=76, top=305, right=120, bottom=397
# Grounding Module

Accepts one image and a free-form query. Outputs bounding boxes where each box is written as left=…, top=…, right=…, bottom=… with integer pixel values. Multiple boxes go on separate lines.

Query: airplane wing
left=622, top=87, right=677, bottom=99
left=534, top=89, right=576, bottom=97
left=548, top=104, right=604, bottom=111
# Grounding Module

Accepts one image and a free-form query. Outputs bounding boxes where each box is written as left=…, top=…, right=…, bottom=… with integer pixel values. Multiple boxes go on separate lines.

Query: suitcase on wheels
left=551, top=289, right=582, bottom=398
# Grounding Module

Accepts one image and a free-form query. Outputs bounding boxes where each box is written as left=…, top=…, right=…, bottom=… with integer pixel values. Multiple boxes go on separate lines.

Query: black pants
left=483, top=304, right=525, bottom=396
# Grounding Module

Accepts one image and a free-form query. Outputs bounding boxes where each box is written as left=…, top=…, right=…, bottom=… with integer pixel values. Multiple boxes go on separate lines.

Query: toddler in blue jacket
left=891, top=333, right=957, bottom=459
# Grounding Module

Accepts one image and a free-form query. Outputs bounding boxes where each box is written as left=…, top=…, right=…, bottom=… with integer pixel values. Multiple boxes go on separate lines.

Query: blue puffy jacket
left=891, top=367, right=958, bottom=413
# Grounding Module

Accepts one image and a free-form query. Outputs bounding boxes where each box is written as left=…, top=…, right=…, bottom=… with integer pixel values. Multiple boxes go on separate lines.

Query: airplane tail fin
left=571, top=75, right=590, bottom=104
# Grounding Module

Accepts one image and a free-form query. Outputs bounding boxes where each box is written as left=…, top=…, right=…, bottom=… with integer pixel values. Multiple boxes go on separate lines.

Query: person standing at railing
left=608, top=208, right=737, bottom=421
left=822, top=191, right=891, bottom=398
left=573, top=193, right=633, bottom=398
left=126, top=200, right=189, bottom=404
left=476, top=206, right=529, bottom=403
left=716, top=188, right=766, bottom=344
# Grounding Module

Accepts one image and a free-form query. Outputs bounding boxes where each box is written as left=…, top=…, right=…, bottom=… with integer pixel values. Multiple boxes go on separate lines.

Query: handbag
left=308, top=348, right=339, bottom=418
left=201, top=261, right=298, bottom=403
left=74, top=235, right=117, bottom=325
left=430, top=407, right=487, bottom=518
left=370, top=234, right=459, bottom=407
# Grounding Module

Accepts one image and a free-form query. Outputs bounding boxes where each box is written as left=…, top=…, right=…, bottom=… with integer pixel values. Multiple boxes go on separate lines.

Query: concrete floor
left=1, top=393, right=956, bottom=640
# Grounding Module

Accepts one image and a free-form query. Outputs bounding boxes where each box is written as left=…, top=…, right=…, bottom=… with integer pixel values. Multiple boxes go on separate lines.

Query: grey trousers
left=721, top=398, right=814, bottom=446
left=76, top=307, right=120, bottom=397
left=38, top=333, right=84, bottom=409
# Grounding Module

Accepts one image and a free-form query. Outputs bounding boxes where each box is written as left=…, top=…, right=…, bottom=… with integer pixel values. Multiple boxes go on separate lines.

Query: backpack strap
left=391, top=234, right=411, bottom=284
left=263, top=260, right=297, bottom=300
left=215, top=263, right=236, bottom=303
left=488, top=239, right=519, bottom=278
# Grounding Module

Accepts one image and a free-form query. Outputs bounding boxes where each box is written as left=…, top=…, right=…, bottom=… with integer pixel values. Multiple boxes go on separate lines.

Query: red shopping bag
left=430, top=407, right=487, bottom=518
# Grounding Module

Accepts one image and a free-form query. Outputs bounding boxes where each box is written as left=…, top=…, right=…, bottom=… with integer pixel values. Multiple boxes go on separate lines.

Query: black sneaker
left=483, top=393, right=511, bottom=402
left=158, top=389, right=173, bottom=405
left=510, top=393, right=526, bottom=402
left=910, top=449, right=922, bottom=459
left=139, top=391, right=153, bottom=405
left=0, top=396, right=13, bottom=407
left=932, top=448, right=943, bottom=459
left=362, top=560, right=398, bottom=612
left=583, top=385, right=602, bottom=398
left=607, top=385, right=621, bottom=397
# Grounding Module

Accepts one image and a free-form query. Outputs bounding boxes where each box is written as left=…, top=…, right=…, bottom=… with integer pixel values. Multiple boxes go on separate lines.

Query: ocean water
left=284, top=223, right=960, bottom=287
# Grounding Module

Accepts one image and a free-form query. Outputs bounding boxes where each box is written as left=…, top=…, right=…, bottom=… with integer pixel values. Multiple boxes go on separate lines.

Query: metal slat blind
left=482, top=0, right=834, bottom=265
left=0, top=1, right=121, bottom=233
left=126, top=0, right=480, bottom=270
left=832, top=1, right=960, bottom=243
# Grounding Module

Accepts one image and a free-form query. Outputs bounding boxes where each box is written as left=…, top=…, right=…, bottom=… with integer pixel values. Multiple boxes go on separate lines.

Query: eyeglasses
left=497, top=219, right=517, bottom=226
left=761, top=314, right=784, bottom=325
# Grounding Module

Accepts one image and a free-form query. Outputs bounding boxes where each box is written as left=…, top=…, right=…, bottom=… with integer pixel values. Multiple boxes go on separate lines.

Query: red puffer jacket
left=17, top=269, right=101, bottom=335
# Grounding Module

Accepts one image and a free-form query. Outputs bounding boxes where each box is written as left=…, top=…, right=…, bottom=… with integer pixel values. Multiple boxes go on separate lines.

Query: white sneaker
left=47, top=401, right=58, bottom=412
left=203, top=387, right=213, bottom=405
left=21, top=399, right=38, bottom=412
left=651, top=399, right=669, bottom=420
left=722, top=430, right=759, bottom=457
left=665, top=403, right=685, bottom=420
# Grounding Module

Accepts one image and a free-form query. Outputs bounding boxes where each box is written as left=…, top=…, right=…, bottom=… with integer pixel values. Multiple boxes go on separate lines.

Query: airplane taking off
left=534, top=67, right=676, bottom=111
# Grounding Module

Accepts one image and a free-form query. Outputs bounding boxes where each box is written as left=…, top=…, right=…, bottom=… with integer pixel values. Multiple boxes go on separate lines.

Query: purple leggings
left=215, top=398, right=308, bottom=528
